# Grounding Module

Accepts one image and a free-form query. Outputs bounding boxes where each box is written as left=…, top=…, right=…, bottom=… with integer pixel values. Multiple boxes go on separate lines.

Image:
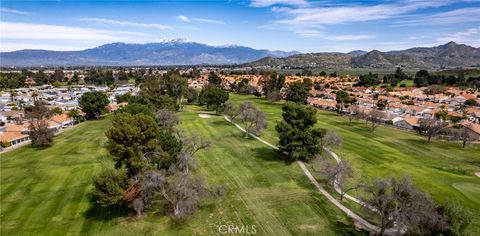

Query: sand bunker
left=198, top=114, right=211, bottom=118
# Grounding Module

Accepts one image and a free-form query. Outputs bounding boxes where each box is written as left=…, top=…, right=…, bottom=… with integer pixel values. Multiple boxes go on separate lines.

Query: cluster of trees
left=92, top=102, right=222, bottom=219
left=356, top=68, right=480, bottom=88
left=362, top=177, right=471, bottom=235
left=229, top=78, right=259, bottom=95
left=224, top=101, right=267, bottom=138
left=414, top=70, right=479, bottom=88
left=79, top=91, right=110, bottom=120
left=0, top=72, right=25, bottom=89
left=138, top=70, right=189, bottom=111
left=260, top=73, right=285, bottom=102
left=285, top=79, right=312, bottom=104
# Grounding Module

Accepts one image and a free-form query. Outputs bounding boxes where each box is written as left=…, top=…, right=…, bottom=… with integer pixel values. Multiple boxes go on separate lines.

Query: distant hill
left=0, top=39, right=299, bottom=66
left=247, top=42, right=480, bottom=70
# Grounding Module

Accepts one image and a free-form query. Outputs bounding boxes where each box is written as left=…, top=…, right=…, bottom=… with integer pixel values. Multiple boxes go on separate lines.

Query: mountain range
left=0, top=39, right=299, bottom=67
left=1, top=40, right=479, bottom=70
left=247, top=42, right=480, bottom=70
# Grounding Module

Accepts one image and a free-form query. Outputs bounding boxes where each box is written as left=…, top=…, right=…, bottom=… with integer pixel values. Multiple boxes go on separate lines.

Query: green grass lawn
left=228, top=93, right=480, bottom=234
left=1, top=112, right=365, bottom=235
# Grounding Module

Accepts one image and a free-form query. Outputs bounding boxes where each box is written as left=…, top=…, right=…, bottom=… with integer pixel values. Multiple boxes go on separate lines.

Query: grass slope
left=229, top=93, right=480, bottom=234
left=1, top=113, right=365, bottom=235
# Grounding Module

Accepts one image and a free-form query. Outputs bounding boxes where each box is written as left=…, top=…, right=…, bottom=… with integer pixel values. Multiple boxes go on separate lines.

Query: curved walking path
left=223, top=116, right=398, bottom=235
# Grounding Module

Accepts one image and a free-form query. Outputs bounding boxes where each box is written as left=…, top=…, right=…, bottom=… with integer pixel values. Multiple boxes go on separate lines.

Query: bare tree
left=222, top=101, right=239, bottom=122
left=266, top=90, right=282, bottom=103
left=347, top=106, right=360, bottom=125
left=171, top=134, right=211, bottom=174
left=156, top=109, right=179, bottom=129
left=316, top=157, right=354, bottom=201
left=160, top=171, right=209, bottom=219
left=366, top=110, right=385, bottom=132
left=454, top=124, right=477, bottom=148
left=362, top=177, right=447, bottom=235
left=362, top=178, right=396, bottom=235
left=322, top=131, right=342, bottom=148
left=418, top=118, right=445, bottom=143
left=29, top=119, right=55, bottom=146
left=25, top=101, right=54, bottom=146
left=237, top=102, right=267, bottom=138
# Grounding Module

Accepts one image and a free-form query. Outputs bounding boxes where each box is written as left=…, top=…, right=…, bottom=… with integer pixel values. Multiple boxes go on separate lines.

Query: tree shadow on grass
left=83, top=194, right=131, bottom=222
left=250, top=147, right=282, bottom=162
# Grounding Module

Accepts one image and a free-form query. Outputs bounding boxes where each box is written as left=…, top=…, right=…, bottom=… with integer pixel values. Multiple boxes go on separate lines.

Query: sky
left=0, top=0, right=479, bottom=53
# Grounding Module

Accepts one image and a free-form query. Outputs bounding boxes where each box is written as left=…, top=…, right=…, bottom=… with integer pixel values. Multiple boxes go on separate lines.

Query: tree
left=222, top=101, right=239, bottom=122
left=316, top=158, right=354, bottom=201
left=362, top=177, right=448, bottom=235
left=79, top=91, right=109, bottom=120
left=260, top=73, right=285, bottom=96
left=92, top=168, right=130, bottom=207
left=25, top=101, right=54, bottom=146
left=322, top=131, right=342, bottom=148
left=139, top=76, right=178, bottom=110
left=347, top=106, right=360, bottom=125
left=424, top=85, right=445, bottom=95
left=185, top=87, right=198, bottom=104
left=366, top=110, right=384, bottom=132
left=117, top=103, right=155, bottom=118
left=276, top=102, right=326, bottom=161
left=156, top=109, right=179, bottom=130
left=53, top=69, right=65, bottom=82
left=418, top=118, right=445, bottom=143
left=105, top=113, right=161, bottom=176
left=452, top=124, right=477, bottom=148
left=162, top=70, right=188, bottom=110
left=267, top=90, right=282, bottom=102
left=285, top=81, right=309, bottom=104
left=198, top=87, right=229, bottom=114
left=464, top=98, right=478, bottom=106
left=161, top=171, right=209, bottom=219
left=67, top=109, right=81, bottom=123
left=376, top=99, right=388, bottom=110
left=335, top=90, right=351, bottom=113
left=208, top=72, right=221, bottom=86
left=237, top=102, right=267, bottom=138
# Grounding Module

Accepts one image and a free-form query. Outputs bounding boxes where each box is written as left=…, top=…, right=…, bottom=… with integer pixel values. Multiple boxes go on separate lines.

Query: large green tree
left=285, top=81, right=309, bottom=104
left=79, top=91, right=109, bottom=120
left=105, top=113, right=161, bottom=176
left=199, top=87, right=229, bottom=114
left=276, top=102, right=326, bottom=161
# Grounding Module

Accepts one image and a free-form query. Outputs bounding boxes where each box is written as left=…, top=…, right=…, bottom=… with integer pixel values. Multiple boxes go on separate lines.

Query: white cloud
left=436, top=27, right=480, bottom=47
left=261, top=0, right=478, bottom=44
left=78, top=17, right=172, bottom=29
left=396, top=7, right=480, bottom=25
left=0, top=8, right=30, bottom=15
left=0, top=21, right=145, bottom=41
left=176, top=15, right=226, bottom=24
left=177, top=15, right=191, bottom=23
left=250, top=0, right=309, bottom=8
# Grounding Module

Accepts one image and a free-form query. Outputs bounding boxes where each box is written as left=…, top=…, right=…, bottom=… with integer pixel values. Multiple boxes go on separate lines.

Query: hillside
left=247, top=42, right=480, bottom=70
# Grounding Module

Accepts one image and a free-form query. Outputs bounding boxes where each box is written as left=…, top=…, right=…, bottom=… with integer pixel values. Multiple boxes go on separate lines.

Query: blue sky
left=0, top=0, right=479, bottom=52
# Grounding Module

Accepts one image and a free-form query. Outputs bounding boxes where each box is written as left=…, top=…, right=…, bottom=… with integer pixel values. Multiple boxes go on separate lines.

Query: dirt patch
left=199, top=114, right=211, bottom=119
